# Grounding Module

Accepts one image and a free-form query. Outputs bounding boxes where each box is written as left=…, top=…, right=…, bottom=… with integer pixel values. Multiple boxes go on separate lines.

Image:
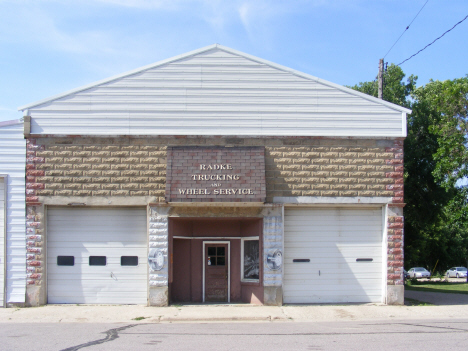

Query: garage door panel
left=284, top=279, right=383, bottom=288
left=284, top=208, right=383, bottom=304
left=284, top=258, right=382, bottom=264
left=285, top=270, right=383, bottom=278
left=284, top=293, right=382, bottom=304
left=47, top=207, right=148, bottom=304
left=284, top=285, right=383, bottom=294
left=48, top=239, right=147, bottom=246
left=48, top=268, right=147, bottom=276
left=48, top=248, right=147, bottom=255
left=46, top=295, right=145, bottom=304
left=285, top=245, right=382, bottom=253
left=49, top=277, right=146, bottom=288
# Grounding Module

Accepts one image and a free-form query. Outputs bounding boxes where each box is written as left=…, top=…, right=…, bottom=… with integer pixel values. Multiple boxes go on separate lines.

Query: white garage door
left=284, top=208, right=384, bottom=304
left=47, top=207, right=147, bottom=304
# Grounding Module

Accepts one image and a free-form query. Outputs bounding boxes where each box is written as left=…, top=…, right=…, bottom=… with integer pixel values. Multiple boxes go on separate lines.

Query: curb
left=160, top=316, right=290, bottom=322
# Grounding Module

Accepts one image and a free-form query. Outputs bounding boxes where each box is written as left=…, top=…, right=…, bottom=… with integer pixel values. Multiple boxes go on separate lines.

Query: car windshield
left=457, top=268, right=467, bottom=272
left=415, top=268, right=427, bottom=272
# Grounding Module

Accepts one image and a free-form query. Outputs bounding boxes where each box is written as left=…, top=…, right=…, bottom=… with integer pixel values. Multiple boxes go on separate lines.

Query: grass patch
left=405, top=281, right=468, bottom=295
left=132, top=316, right=148, bottom=321
left=404, top=297, right=434, bottom=306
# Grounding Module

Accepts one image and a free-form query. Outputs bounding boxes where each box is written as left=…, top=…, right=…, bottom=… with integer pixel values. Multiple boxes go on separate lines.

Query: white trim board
left=274, top=196, right=393, bottom=205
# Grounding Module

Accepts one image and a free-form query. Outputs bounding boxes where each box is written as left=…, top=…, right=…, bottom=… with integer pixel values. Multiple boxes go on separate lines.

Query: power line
left=383, top=0, right=429, bottom=59
left=397, top=14, right=468, bottom=66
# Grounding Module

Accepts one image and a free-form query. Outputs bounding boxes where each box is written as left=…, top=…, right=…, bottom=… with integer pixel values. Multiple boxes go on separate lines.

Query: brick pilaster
left=385, top=139, right=404, bottom=204
left=387, top=214, right=404, bottom=285
left=25, top=138, right=45, bottom=288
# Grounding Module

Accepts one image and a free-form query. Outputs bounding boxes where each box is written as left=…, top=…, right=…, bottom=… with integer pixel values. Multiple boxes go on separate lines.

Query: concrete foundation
left=264, top=286, right=283, bottom=306
left=149, top=287, right=169, bottom=306
left=25, top=285, right=47, bottom=307
left=387, top=285, right=404, bottom=305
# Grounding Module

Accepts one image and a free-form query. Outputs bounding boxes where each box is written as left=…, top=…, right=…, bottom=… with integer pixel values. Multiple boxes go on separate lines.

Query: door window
left=207, top=246, right=225, bottom=266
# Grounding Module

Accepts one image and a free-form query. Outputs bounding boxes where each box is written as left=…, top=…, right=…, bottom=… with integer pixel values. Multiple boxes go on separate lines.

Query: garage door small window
left=89, top=256, right=106, bottom=266
left=57, top=256, right=74, bottom=266
left=121, top=256, right=138, bottom=266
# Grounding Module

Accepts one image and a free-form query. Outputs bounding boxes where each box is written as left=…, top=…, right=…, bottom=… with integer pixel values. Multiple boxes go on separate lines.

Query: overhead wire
left=397, top=14, right=468, bottom=66
left=383, top=0, right=429, bottom=59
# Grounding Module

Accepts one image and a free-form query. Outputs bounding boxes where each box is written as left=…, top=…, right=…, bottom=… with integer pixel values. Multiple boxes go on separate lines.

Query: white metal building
left=0, top=120, right=26, bottom=306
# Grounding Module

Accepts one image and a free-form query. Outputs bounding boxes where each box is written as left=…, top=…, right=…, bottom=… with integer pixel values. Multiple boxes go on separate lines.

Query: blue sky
left=0, top=0, right=467, bottom=122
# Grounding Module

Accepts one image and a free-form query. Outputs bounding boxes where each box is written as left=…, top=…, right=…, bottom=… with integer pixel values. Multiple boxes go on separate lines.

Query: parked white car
left=408, top=267, right=431, bottom=279
left=446, top=267, right=467, bottom=278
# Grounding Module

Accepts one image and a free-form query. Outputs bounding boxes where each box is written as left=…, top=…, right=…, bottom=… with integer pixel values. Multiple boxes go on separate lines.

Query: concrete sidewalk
left=1, top=301, right=468, bottom=323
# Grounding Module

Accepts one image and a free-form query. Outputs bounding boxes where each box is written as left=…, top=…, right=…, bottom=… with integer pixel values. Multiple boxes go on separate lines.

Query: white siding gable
left=20, top=45, right=410, bottom=137
left=0, top=120, right=26, bottom=304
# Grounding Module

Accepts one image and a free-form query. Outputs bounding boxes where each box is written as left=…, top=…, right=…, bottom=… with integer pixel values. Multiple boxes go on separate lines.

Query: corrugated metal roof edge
left=0, top=119, right=22, bottom=128
left=18, top=44, right=412, bottom=115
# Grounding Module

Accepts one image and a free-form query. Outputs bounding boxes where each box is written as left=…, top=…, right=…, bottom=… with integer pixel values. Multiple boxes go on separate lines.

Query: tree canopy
left=349, top=67, right=468, bottom=272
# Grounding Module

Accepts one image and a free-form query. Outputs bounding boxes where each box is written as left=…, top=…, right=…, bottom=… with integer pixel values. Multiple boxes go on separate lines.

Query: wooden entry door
left=204, top=244, right=229, bottom=302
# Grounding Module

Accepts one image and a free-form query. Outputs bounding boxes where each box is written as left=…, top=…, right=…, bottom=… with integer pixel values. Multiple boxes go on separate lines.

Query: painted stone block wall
left=387, top=209, right=404, bottom=285
left=26, top=136, right=403, bottom=204
left=148, top=206, right=169, bottom=306
left=262, top=206, right=283, bottom=306
left=387, top=205, right=404, bottom=304
left=265, top=139, right=404, bottom=204
left=27, top=138, right=167, bottom=202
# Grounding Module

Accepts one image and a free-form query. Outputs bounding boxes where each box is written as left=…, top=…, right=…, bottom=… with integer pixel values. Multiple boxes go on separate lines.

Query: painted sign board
left=166, top=146, right=266, bottom=202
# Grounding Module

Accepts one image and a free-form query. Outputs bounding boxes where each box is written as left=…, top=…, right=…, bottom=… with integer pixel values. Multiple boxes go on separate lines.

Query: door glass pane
left=208, top=247, right=216, bottom=256
left=243, top=240, right=259, bottom=280
left=208, top=256, right=216, bottom=266
left=217, top=256, right=225, bottom=266
left=217, top=247, right=225, bottom=256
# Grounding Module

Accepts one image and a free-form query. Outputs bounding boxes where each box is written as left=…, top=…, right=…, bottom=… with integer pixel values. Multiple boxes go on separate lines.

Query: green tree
left=349, top=64, right=416, bottom=107
left=413, top=77, right=468, bottom=187
left=349, top=67, right=468, bottom=270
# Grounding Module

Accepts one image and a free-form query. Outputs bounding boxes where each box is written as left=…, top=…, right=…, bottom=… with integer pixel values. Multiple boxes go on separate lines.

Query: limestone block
left=93, top=151, right=111, bottom=157
left=321, top=190, right=339, bottom=196
left=111, top=151, right=130, bottom=157
left=339, top=190, right=358, bottom=196
left=111, top=190, right=130, bottom=196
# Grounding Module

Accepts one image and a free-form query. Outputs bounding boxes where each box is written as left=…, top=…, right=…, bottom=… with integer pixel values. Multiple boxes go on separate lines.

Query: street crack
left=60, top=324, right=140, bottom=351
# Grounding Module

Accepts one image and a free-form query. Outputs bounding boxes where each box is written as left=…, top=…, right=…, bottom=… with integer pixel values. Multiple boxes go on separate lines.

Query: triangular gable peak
left=20, top=45, right=409, bottom=137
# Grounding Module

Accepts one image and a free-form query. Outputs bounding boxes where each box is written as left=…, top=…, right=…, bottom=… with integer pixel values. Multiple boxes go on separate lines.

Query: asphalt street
left=1, top=319, right=468, bottom=351
left=1, top=289, right=467, bottom=350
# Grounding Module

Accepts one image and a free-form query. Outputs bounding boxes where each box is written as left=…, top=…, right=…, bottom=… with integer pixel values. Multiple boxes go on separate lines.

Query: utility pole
left=378, top=58, right=384, bottom=99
